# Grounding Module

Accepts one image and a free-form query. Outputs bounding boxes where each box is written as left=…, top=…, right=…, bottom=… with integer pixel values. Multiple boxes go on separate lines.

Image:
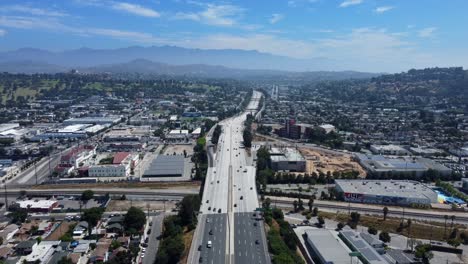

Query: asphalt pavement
left=234, top=212, right=269, bottom=264
left=198, top=214, right=227, bottom=264
left=143, top=213, right=164, bottom=264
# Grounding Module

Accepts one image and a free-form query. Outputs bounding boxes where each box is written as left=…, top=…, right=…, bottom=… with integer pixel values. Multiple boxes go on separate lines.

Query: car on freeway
left=208, top=207, right=211, bottom=210
left=207, top=241, right=212, bottom=248
left=240, top=196, right=243, bottom=200
left=209, top=230, right=213, bottom=235
left=198, top=245, right=202, bottom=251
left=255, top=240, right=259, bottom=245
left=218, top=209, right=222, bottom=213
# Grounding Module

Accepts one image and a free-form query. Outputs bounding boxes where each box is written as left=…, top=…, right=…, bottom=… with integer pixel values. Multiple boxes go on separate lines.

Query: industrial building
left=270, top=147, right=306, bottom=172
left=335, top=179, right=438, bottom=206
left=17, top=200, right=58, bottom=213
left=304, top=229, right=351, bottom=264
left=355, top=153, right=452, bottom=177
left=142, top=155, right=185, bottom=179
left=63, top=116, right=121, bottom=125
left=303, top=229, right=389, bottom=264
left=339, top=231, right=388, bottom=264
left=370, top=145, right=409, bottom=155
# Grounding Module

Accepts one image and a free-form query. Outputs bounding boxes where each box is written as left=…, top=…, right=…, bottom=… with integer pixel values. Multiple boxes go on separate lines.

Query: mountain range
left=0, top=46, right=380, bottom=80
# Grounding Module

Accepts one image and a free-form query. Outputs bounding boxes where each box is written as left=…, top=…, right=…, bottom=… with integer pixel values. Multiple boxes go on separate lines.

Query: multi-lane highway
left=189, top=91, right=270, bottom=264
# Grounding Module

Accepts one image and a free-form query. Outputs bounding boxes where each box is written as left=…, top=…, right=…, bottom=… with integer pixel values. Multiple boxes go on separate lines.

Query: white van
left=207, top=241, right=212, bottom=248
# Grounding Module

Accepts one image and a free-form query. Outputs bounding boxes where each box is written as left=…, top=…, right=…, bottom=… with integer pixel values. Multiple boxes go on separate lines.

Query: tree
left=178, top=194, right=201, bottom=227
left=81, top=207, right=104, bottom=236
left=262, top=198, right=271, bottom=210
left=317, top=216, right=325, bottom=228
left=379, top=231, right=391, bottom=243
left=415, top=244, right=433, bottom=264
left=448, top=238, right=461, bottom=248
left=336, top=222, right=344, bottom=231
left=298, top=198, right=304, bottom=211
left=368, top=226, right=378, bottom=235
left=308, top=197, right=314, bottom=212
left=123, top=207, right=146, bottom=233
left=81, top=190, right=94, bottom=202
left=312, top=207, right=318, bottom=216
left=383, top=206, right=388, bottom=221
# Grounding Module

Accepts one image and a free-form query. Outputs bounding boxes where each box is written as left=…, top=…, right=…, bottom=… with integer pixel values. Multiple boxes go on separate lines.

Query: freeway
left=189, top=91, right=270, bottom=264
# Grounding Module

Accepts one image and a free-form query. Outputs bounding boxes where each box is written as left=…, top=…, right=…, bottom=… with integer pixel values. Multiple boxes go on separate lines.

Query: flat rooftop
left=305, top=229, right=351, bottom=264
left=270, top=147, right=305, bottom=162
left=340, top=231, right=388, bottom=264
left=143, top=155, right=184, bottom=177
left=335, top=179, right=437, bottom=200
left=355, top=153, right=450, bottom=172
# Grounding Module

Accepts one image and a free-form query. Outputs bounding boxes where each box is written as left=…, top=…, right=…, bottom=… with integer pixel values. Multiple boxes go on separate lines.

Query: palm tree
left=450, top=215, right=455, bottom=229
left=383, top=207, right=389, bottom=221
left=293, top=200, right=298, bottom=212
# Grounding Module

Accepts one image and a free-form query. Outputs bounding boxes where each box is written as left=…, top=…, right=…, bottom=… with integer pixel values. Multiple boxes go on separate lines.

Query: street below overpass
left=266, top=196, right=468, bottom=224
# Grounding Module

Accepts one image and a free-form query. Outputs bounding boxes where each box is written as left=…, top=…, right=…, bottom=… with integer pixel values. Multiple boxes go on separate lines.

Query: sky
left=0, top=0, right=467, bottom=72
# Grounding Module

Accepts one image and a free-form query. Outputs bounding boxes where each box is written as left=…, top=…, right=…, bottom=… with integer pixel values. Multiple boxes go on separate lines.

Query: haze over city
left=0, top=1, right=467, bottom=264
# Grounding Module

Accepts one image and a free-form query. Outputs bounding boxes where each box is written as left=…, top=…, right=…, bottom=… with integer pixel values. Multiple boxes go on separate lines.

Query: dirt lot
left=164, top=144, right=194, bottom=156
left=106, top=200, right=177, bottom=212
left=45, top=221, right=75, bottom=241
left=298, top=148, right=366, bottom=176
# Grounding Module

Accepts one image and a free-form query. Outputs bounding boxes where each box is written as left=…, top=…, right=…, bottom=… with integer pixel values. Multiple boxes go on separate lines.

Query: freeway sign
left=349, top=252, right=362, bottom=257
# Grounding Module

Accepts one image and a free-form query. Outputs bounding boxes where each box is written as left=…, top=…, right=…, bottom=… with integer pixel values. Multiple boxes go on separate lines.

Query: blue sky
left=0, top=0, right=467, bottom=72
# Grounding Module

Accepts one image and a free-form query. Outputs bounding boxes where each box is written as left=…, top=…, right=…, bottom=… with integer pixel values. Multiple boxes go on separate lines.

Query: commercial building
left=355, top=153, right=452, bottom=177
left=63, top=116, right=121, bottom=125
left=370, top=145, right=408, bottom=155
left=270, top=147, right=306, bottom=172
left=166, top=129, right=189, bottom=142
left=17, top=200, right=58, bottom=213
left=88, top=152, right=138, bottom=178
left=304, top=229, right=352, bottom=264
left=319, top=124, right=336, bottom=134
left=142, top=155, right=184, bottom=179
left=335, top=179, right=438, bottom=206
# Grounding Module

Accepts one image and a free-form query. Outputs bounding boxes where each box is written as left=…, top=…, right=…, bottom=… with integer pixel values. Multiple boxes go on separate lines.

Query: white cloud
left=0, top=15, right=163, bottom=43
left=0, top=5, right=67, bottom=17
left=0, top=29, right=6, bottom=36
left=174, top=4, right=243, bottom=26
left=269, top=14, right=284, bottom=24
left=111, top=2, right=160, bottom=17
left=339, top=0, right=363, bottom=8
left=374, top=6, right=394, bottom=14
left=418, top=27, right=437, bottom=38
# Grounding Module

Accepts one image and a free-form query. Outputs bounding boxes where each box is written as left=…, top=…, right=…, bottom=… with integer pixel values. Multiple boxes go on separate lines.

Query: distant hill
left=369, top=67, right=468, bottom=97
left=0, top=55, right=379, bottom=81
left=81, top=59, right=378, bottom=80
left=0, top=45, right=349, bottom=72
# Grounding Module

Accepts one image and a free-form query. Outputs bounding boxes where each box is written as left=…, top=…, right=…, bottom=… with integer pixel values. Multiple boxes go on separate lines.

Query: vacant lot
left=299, top=148, right=366, bottom=176
left=45, top=221, right=75, bottom=241
left=106, top=200, right=177, bottom=212
left=164, top=144, right=194, bottom=156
